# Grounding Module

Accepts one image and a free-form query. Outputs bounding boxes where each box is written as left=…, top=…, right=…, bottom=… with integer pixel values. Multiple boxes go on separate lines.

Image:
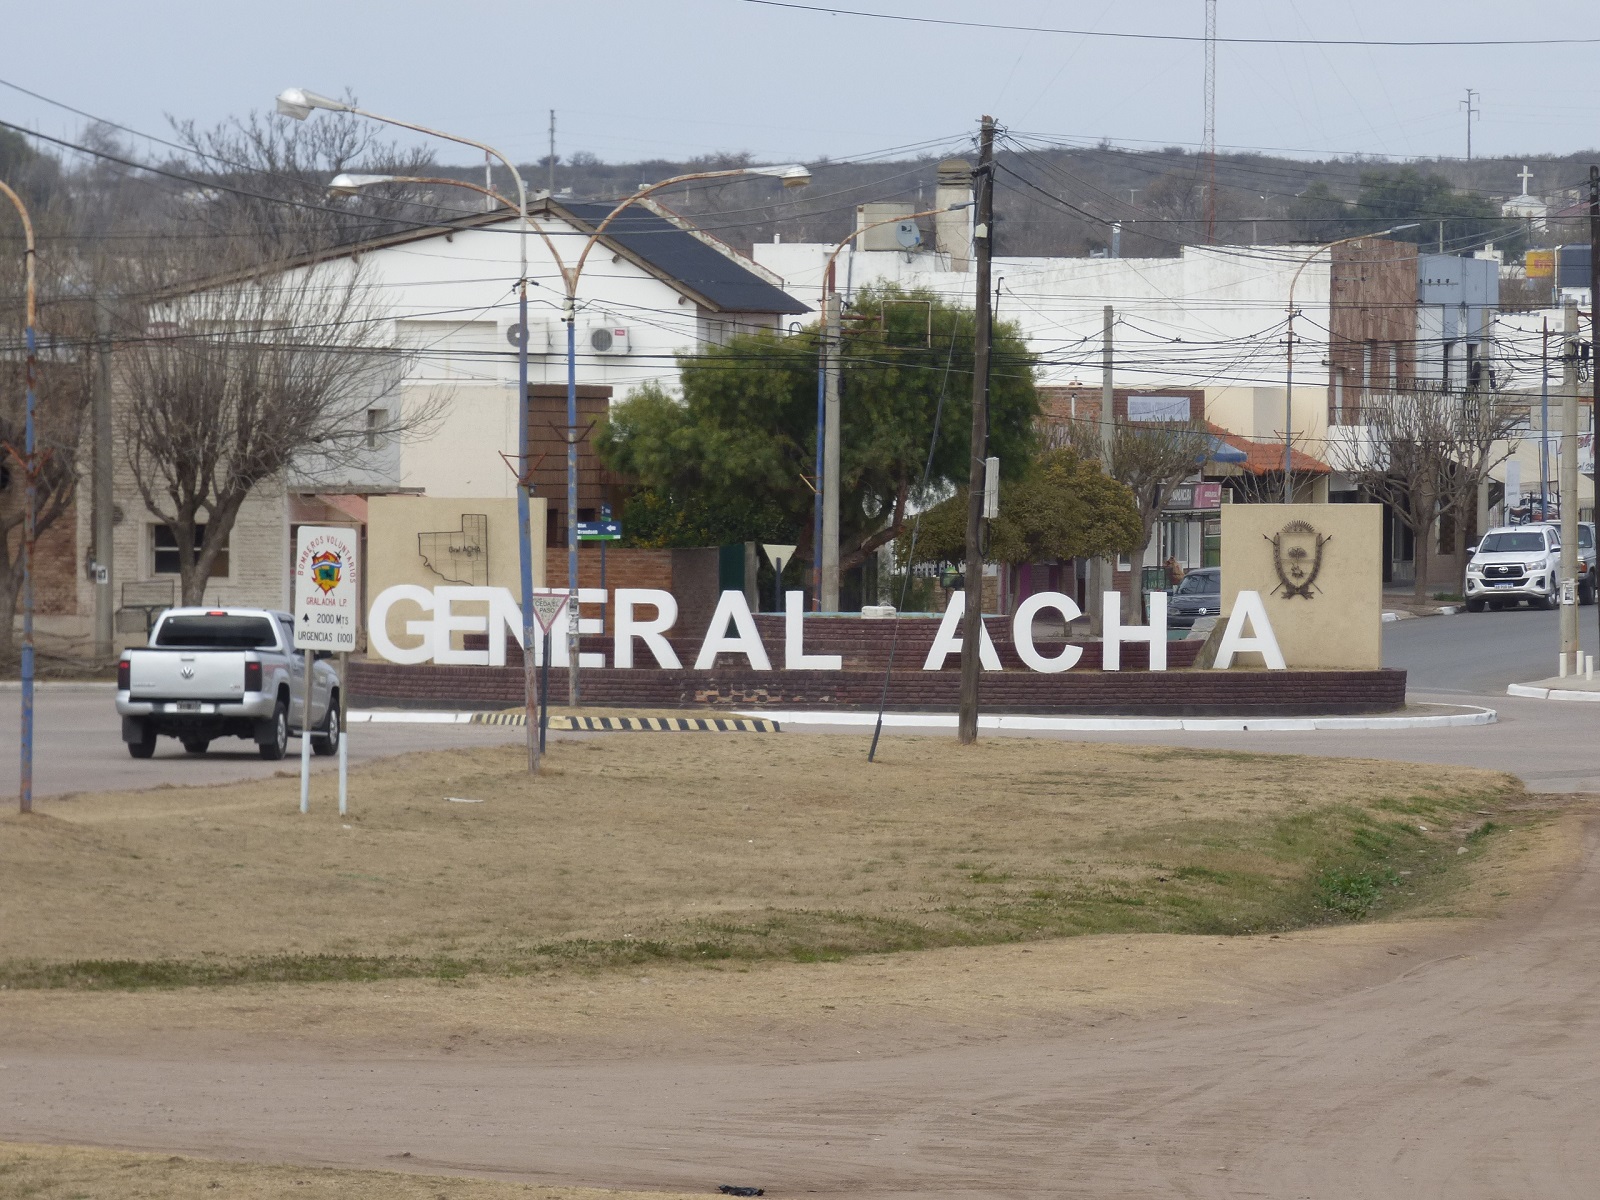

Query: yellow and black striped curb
left=469, top=712, right=781, bottom=733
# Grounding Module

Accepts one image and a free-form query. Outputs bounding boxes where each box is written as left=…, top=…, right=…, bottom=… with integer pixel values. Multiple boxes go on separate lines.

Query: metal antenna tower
left=1203, top=0, right=1217, bottom=242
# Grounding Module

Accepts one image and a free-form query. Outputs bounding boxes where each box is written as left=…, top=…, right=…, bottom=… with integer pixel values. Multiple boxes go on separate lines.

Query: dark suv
left=1167, top=568, right=1221, bottom=629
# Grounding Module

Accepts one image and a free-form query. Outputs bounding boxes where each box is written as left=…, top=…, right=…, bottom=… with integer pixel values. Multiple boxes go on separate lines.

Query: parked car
left=1536, top=521, right=1597, bottom=605
left=1463, top=526, right=1564, bottom=611
left=1167, top=567, right=1222, bottom=628
left=116, top=608, right=341, bottom=760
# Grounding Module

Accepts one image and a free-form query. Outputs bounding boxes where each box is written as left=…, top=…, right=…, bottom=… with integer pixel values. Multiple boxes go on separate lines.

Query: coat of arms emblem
left=311, top=549, right=342, bottom=594
left=1265, top=519, right=1330, bottom=600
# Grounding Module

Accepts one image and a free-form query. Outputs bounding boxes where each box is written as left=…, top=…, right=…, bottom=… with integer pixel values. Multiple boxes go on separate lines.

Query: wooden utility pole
left=1090, top=306, right=1114, bottom=637
left=958, top=115, right=996, bottom=745
left=1560, top=301, right=1579, bottom=674
left=1591, top=166, right=1599, bottom=652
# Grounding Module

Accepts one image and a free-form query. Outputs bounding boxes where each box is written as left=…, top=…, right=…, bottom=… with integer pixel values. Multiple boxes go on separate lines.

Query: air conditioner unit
left=587, top=325, right=630, bottom=355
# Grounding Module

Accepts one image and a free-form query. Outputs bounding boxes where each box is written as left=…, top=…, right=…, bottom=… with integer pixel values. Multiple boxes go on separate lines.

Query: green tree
left=901, top=447, right=1141, bottom=567
left=597, top=284, right=1039, bottom=569
left=1289, top=169, right=1512, bottom=255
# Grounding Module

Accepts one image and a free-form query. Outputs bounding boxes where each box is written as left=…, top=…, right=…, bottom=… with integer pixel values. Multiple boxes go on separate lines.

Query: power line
left=732, top=0, right=1600, bottom=47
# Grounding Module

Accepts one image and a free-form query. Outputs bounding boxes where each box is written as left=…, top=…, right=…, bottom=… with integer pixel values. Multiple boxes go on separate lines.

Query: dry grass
left=0, top=1142, right=709, bottom=1199
left=0, top=737, right=1520, bottom=989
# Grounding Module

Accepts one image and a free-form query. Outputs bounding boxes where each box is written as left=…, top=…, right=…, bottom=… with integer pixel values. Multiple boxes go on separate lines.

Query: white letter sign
left=1214, top=589, right=1287, bottom=669
left=1011, top=592, right=1084, bottom=673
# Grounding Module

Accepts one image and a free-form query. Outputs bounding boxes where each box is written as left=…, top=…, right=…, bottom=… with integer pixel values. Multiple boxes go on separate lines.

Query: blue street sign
left=577, top=520, right=622, bottom=541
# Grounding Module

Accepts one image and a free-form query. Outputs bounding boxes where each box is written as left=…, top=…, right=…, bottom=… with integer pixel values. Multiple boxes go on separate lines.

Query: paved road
left=1383, top=605, right=1574, bottom=694
left=0, top=685, right=523, bottom=798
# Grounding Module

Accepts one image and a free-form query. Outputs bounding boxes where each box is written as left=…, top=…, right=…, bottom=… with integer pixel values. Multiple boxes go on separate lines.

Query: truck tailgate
left=127, top=651, right=247, bottom=701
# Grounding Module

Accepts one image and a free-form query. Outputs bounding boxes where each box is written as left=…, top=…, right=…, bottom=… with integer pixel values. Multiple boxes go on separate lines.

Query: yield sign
left=529, top=592, right=570, bottom=636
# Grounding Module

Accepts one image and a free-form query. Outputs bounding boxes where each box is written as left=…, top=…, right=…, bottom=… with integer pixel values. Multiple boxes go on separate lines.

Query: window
left=1477, top=532, right=1547, bottom=554
left=1175, top=571, right=1219, bottom=596
left=155, top=614, right=275, bottom=649
left=152, top=524, right=229, bottom=577
left=366, top=408, right=389, bottom=449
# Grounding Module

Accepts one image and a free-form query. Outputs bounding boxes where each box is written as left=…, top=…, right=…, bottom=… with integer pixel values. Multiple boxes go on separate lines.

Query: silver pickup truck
left=116, top=608, right=341, bottom=760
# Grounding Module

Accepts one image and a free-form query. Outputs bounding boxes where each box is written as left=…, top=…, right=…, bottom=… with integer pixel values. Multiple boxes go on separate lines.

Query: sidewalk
left=1507, top=674, right=1600, bottom=702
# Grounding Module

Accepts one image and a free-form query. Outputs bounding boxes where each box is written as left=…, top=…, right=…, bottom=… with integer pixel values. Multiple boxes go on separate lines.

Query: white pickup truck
left=116, top=608, right=341, bottom=760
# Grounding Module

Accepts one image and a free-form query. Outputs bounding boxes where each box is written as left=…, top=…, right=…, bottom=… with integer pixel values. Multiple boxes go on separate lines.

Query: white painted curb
left=741, top=706, right=1497, bottom=732
left=1507, top=683, right=1600, bottom=703
left=348, top=710, right=475, bottom=724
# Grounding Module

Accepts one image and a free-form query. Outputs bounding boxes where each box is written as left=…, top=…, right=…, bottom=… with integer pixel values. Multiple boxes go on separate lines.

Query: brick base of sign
left=348, top=660, right=1407, bottom=718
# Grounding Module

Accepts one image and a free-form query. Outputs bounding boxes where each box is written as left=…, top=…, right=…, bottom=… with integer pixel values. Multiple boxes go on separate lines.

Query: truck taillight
left=244, top=661, right=262, bottom=692
left=117, top=659, right=130, bottom=690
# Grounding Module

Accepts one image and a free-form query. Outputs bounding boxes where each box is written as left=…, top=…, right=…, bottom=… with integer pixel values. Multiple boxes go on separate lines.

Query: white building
left=84, top=200, right=808, bottom=638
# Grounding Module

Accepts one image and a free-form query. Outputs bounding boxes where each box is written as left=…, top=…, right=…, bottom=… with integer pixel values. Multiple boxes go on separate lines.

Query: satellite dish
left=894, top=219, right=923, bottom=250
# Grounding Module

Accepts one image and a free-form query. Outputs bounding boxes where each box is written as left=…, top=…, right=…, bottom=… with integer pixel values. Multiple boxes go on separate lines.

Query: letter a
left=694, top=590, right=772, bottom=670
left=922, top=590, right=1002, bottom=671
left=1213, top=590, right=1287, bottom=669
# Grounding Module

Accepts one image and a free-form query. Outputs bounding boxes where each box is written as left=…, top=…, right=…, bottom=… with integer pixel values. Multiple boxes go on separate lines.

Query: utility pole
left=1560, top=300, right=1579, bottom=674
left=820, top=271, right=842, bottom=611
left=93, top=299, right=114, bottom=662
left=549, top=110, right=557, bottom=197
left=1461, top=89, right=1479, bottom=161
left=957, top=115, right=996, bottom=746
left=1090, top=305, right=1115, bottom=637
left=1590, top=165, right=1599, bottom=652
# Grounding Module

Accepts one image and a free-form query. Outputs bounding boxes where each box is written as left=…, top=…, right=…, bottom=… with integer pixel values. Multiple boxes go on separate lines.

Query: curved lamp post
left=812, top=203, right=970, bottom=611
left=278, top=89, right=545, bottom=767
left=288, top=88, right=808, bottom=703
left=0, top=180, right=36, bottom=813
left=1284, top=222, right=1418, bottom=502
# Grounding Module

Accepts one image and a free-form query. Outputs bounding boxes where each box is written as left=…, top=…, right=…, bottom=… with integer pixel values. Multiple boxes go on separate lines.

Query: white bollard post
left=1588, top=655, right=1595, bottom=682
left=1559, top=655, right=1569, bottom=679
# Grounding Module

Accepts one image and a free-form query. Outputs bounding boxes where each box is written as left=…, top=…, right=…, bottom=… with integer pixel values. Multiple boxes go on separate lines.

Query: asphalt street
left=0, top=685, right=523, bottom=798
left=0, top=610, right=1584, bottom=799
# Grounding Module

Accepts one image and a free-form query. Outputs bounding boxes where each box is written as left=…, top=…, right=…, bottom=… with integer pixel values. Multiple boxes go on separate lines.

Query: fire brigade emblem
left=1265, top=519, right=1329, bottom=600
left=311, top=549, right=342, bottom=594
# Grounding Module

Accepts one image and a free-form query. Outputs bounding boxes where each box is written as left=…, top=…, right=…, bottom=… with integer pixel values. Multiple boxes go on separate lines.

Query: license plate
left=1493, top=582, right=1517, bottom=589
left=173, top=701, right=204, bottom=712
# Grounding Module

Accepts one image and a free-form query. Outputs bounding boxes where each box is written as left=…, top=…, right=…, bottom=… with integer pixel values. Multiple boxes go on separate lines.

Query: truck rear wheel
left=257, top=699, right=289, bottom=761
left=127, top=722, right=157, bottom=759
left=312, top=693, right=340, bottom=758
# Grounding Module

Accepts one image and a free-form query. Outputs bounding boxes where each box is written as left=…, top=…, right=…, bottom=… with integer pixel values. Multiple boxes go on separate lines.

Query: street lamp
left=812, top=203, right=971, bottom=612
left=531, top=163, right=808, bottom=702
left=1283, top=222, right=1419, bottom=503
left=295, top=90, right=808, bottom=705
left=279, top=89, right=543, bottom=769
left=0, top=180, right=37, bottom=814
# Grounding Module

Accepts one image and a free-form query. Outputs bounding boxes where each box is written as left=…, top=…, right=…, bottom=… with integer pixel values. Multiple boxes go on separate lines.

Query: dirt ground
left=0, top=1142, right=714, bottom=1199
left=0, top=737, right=1517, bottom=984
left=0, top=808, right=1589, bottom=1199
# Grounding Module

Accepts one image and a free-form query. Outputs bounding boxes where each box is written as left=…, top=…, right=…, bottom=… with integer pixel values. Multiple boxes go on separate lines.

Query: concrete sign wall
left=1220, top=503, right=1382, bottom=670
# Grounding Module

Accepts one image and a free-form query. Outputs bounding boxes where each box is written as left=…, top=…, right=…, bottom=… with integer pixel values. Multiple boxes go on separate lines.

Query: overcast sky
left=5, top=0, right=1599, bottom=182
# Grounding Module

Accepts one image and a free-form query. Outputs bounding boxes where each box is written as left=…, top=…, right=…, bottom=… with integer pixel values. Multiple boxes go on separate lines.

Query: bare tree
left=1330, top=386, right=1521, bottom=600
left=1055, top=417, right=1212, bottom=620
left=115, top=238, right=429, bottom=604
left=0, top=144, right=94, bottom=661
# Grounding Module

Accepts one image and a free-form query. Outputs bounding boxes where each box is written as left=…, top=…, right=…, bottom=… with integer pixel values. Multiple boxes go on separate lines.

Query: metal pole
left=540, top=630, right=551, bottom=753
left=337, top=651, right=348, bottom=816
left=958, top=115, right=996, bottom=747
left=516, top=284, right=538, bottom=771
left=93, top=298, right=114, bottom=663
left=2, top=181, right=37, bottom=815
left=299, top=648, right=313, bottom=814
left=1284, top=303, right=1296, bottom=503
left=821, top=285, right=842, bottom=611
left=1561, top=301, right=1579, bottom=672
left=565, top=303, right=580, bottom=705
left=812, top=317, right=825, bottom=610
